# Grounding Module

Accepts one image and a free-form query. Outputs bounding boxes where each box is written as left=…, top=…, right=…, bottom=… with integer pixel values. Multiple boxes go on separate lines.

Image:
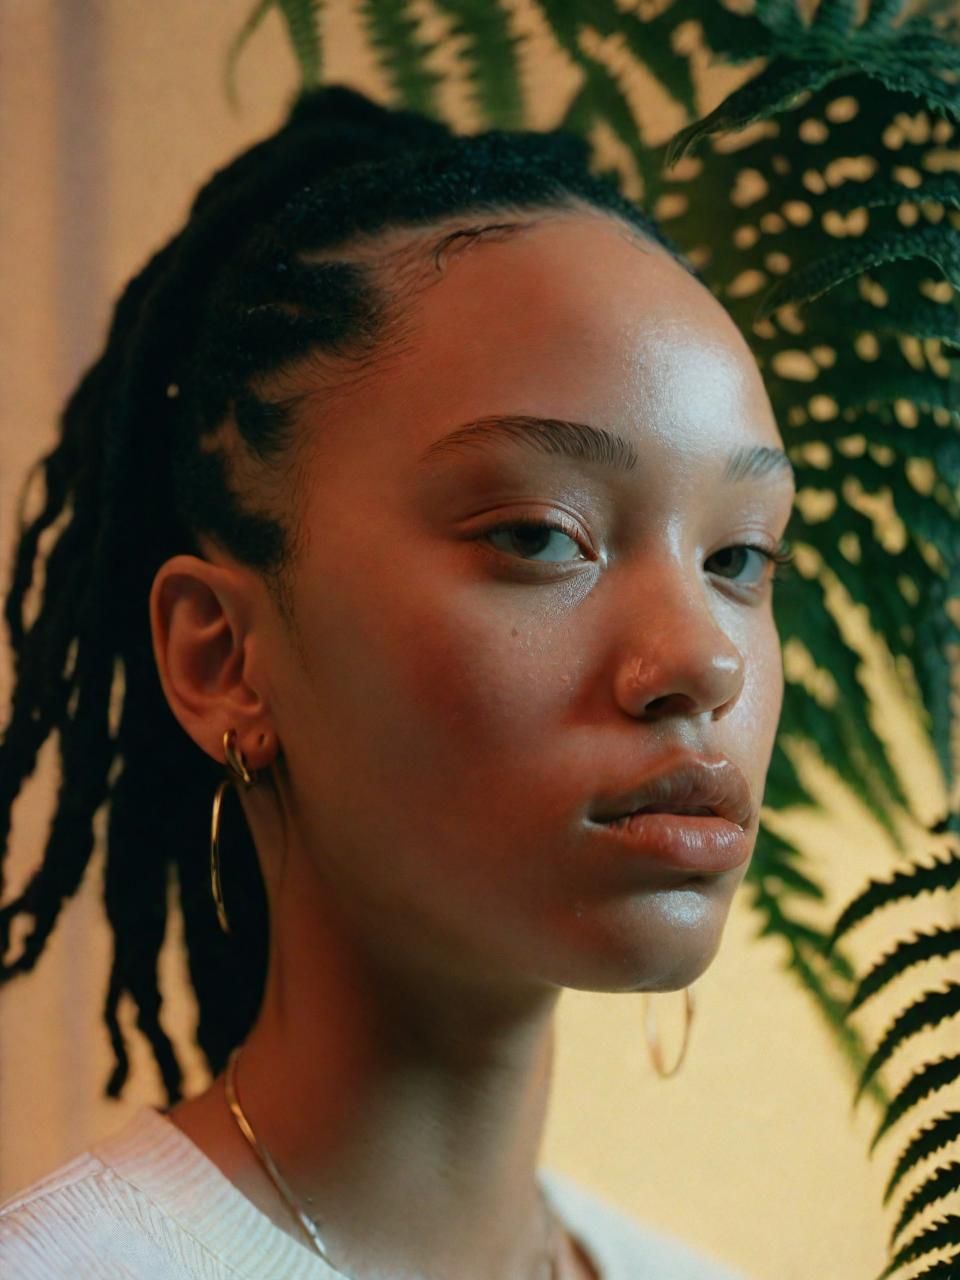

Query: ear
left=148, top=554, right=274, bottom=770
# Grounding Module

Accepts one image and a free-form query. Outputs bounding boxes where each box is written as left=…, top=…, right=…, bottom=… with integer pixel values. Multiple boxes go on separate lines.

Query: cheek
left=737, top=611, right=785, bottom=756
left=291, top=549, right=570, bottom=838
left=369, top=582, right=565, bottom=824
left=282, top=558, right=585, bottom=961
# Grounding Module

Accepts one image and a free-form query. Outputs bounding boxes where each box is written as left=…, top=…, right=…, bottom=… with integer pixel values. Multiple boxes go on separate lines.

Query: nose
left=611, top=576, right=746, bottom=723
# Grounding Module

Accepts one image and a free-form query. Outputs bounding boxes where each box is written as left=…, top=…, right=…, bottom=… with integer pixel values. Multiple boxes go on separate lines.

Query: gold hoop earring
left=210, top=728, right=256, bottom=935
left=642, top=985, right=696, bottom=1078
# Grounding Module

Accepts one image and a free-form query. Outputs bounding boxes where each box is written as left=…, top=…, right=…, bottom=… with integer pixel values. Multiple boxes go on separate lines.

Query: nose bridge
left=611, top=553, right=745, bottom=720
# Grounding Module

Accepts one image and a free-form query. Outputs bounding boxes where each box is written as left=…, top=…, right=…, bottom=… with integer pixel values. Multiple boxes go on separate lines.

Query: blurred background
left=1, top=4, right=954, bottom=1278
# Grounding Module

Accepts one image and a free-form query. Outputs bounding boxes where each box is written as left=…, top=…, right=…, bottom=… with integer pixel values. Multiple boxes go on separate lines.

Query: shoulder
left=0, top=1105, right=329, bottom=1280
left=539, top=1167, right=754, bottom=1280
left=0, top=1139, right=212, bottom=1279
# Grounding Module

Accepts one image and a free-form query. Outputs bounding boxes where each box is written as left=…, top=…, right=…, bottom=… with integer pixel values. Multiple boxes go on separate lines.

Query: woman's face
left=251, top=209, right=795, bottom=996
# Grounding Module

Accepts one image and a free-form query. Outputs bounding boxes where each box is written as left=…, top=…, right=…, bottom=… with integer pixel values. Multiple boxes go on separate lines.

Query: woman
left=0, top=83, right=793, bottom=1278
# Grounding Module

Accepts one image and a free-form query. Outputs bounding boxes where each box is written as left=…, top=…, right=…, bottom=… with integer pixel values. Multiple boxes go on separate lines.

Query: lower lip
left=588, top=812, right=751, bottom=874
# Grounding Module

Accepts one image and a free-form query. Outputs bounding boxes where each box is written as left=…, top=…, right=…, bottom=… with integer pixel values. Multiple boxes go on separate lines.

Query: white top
left=0, top=1104, right=752, bottom=1279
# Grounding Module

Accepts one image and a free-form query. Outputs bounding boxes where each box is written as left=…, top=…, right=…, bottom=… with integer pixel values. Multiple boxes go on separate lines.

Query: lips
left=590, top=754, right=753, bottom=830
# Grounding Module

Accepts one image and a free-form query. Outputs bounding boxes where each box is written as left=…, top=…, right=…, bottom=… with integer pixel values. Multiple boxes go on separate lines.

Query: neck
left=177, top=858, right=571, bottom=1279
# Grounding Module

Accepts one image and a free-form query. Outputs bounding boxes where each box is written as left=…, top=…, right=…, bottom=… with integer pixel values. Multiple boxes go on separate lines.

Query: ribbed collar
left=89, top=1105, right=610, bottom=1279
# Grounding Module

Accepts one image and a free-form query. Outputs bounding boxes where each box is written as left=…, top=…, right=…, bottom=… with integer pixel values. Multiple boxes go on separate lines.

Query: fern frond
left=666, top=0, right=960, bottom=168
left=693, top=2, right=778, bottom=64
left=855, top=982, right=960, bottom=1103
left=824, top=852, right=960, bottom=952
left=568, top=0, right=697, bottom=119
left=432, top=0, right=526, bottom=129
left=820, top=173, right=960, bottom=217
left=746, top=862, right=890, bottom=1108
left=774, top=582, right=916, bottom=848
left=811, top=0, right=862, bottom=39
left=754, top=0, right=811, bottom=41
left=863, top=0, right=912, bottom=33
left=225, top=0, right=274, bottom=109
left=879, top=1209, right=960, bottom=1279
left=759, top=733, right=816, bottom=812
left=665, top=58, right=842, bottom=167
left=848, top=927, right=960, bottom=1017
left=871, top=1054, right=960, bottom=1153
left=757, top=227, right=960, bottom=317
left=276, top=0, right=324, bottom=90
left=889, top=1157, right=960, bottom=1247
left=227, top=0, right=323, bottom=107
left=357, top=0, right=444, bottom=117
left=531, top=0, right=660, bottom=197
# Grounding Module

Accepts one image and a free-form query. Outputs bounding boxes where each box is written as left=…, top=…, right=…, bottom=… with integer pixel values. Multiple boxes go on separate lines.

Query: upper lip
left=589, top=753, right=753, bottom=829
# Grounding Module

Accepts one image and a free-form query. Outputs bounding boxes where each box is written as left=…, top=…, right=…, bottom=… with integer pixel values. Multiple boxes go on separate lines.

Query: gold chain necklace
left=224, top=1045, right=570, bottom=1279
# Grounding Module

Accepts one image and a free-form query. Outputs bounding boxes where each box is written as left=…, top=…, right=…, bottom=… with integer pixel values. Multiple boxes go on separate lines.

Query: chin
left=541, top=879, right=732, bottom=994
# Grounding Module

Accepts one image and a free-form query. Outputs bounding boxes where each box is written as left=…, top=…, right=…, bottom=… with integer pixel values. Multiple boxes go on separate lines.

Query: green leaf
left=357, top=0, right=445, bottom=117
left=855, top=983, right=960, bottom=1103
left=824, top=852, right=960, bottom=953
left=883, top=1115, right=960, bottom=1205
left=880, top=1204, right=960, bottom=1276
left=754, top=0, right=810, bottom=40
left=819, top=172, right=960, bottom=215
left=278, top=0, right=324, bottom=89
left=225, top=0, right=275, bottom=109
left=745, top=863, right=890, bottom=1108
left=848, top=928, right=960, bottom=1017
left=774, top=578, right=916, bottom=845
left=758, top=228, right=960, bottom=318
left=664, top=57, right=845, bottom=167
left=432, top=0, right=526, bottom=128
left=572, top=0, right=697, bottom=119
left=693, top=3, right=777, bottom=64
left=811, top=0, right=862, bottom=39
left=888, top=1156, right=960, bottom=1247
left=227, top=0, right=324, bottom=104
left=863, top=0, right=912, bottom=33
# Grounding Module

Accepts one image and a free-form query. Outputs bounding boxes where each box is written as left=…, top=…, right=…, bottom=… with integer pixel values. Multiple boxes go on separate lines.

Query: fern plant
left=230, top=1, right=960, bottom=1275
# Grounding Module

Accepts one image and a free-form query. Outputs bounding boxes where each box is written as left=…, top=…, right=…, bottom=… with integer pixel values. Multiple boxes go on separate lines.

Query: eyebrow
left=417, top=415, right=796, bottom=487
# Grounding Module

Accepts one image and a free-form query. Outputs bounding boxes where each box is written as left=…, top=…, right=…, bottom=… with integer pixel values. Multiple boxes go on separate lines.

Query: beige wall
left=2, top=4, right=957, bottom=1278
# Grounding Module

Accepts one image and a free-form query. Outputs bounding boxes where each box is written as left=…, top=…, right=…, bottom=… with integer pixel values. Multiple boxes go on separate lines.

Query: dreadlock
left=0, top=82, right=697, bottom=1106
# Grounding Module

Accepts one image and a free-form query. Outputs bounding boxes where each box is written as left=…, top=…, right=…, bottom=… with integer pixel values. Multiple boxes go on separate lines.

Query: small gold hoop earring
left=210, top=728, right=256, bottom=935
left=642, top=985, right=696, bottom=1078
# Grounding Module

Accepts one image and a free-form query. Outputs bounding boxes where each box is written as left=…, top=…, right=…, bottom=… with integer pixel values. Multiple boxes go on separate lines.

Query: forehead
left=312, top=210, right=782, bottom=484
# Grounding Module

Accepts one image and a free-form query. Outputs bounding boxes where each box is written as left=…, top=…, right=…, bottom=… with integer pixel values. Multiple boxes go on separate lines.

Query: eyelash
left=478, top=515, right=796, bottom=587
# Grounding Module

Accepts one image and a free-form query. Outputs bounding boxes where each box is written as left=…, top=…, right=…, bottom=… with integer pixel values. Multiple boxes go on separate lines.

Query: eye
left=479, top=515, right=591, bottom=565
left=707, top=540, right=795, bottom=589
left=476, top=519, right=796, bottom=585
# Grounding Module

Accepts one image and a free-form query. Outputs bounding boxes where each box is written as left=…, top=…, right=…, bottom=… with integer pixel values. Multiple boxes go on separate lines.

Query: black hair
left=0, top=83, right=698, bottom=1105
